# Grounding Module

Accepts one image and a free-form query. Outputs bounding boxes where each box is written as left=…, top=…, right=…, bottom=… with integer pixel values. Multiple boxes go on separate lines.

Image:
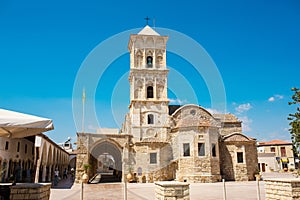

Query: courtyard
left=49, top=172, right=296, bottom=200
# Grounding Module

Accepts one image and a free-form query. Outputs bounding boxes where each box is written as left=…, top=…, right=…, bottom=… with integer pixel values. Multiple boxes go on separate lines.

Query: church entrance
left=89, top=140, right=122, bottom=183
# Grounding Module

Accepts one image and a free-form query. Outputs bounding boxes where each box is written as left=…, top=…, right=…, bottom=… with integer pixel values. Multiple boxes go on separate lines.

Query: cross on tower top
left=144, top=16, right=150, bottom=25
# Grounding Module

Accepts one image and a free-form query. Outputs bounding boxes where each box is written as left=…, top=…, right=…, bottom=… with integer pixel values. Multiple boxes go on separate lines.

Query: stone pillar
left=265, top=178, right=300, bottom=199
left=153, top=49, right=156, bottom=68
left=155, top=181, right=190, bottom=200
left=47, top=165, right=52, bottom=182
left=142, top=49, right=145, bottom=68
left=42, top=165, right=47, bottom=182
left=4, top=163, right=9, bottom=181
left=34, top=160, right=41, bottom=183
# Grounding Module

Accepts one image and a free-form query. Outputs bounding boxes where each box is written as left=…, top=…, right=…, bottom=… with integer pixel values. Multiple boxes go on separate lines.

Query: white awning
left=0, top=108, right=54, bottom=138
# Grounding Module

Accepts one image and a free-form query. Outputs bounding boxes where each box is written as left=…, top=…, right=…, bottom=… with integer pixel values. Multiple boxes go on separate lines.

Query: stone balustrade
left=264, top=178, right=300, bottom=200
left=155, top=181, right=190, bottom=200
left=10, top=183, right=51, bottom=200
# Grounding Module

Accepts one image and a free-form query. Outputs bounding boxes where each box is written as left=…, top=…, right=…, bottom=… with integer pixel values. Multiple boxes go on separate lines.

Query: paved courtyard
left=50, top=172, right=297, bottom=200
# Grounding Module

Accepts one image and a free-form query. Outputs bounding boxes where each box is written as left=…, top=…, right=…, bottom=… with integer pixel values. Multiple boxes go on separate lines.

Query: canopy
left=0, top=109, right=54, bottom=138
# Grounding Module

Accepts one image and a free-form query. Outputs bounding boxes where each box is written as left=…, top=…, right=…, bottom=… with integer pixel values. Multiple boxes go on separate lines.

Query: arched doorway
left=89, top=140, right=122, bottom=183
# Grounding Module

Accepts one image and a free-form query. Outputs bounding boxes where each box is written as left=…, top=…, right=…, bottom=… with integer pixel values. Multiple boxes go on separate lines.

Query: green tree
left=288, top=87, right=300, bottom=155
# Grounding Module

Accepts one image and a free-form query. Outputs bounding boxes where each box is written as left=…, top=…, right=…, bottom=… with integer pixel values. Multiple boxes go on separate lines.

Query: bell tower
left=127, top=25, right=169, bottom=141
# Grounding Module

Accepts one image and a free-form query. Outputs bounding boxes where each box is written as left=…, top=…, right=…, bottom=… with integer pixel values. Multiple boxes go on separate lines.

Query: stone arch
left=89, top=139, right=123, bottom=182
left=146, top=49, right=153, bottom=68
left=135, top=49, right=143, bottom=67
left=48, top=145, right=53, bottom=165
left=222, top=132, right=254, bottom=142
left=41, top=143, right=48, bottom=166
left=145, top=37, right=154, bottom=47
left=156, top=50, right=164, bottom=67
left=171, top=104, right=218, bottom=128
left=147, top=86, right=153, bottom=98
left=134, top=79, right=143, bottom=99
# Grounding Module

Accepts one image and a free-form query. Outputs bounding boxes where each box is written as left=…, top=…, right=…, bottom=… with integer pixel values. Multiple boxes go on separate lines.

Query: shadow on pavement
left=51, top=175, right=74, bottom=189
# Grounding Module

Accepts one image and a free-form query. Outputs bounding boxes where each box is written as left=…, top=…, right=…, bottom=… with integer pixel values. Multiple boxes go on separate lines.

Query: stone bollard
left=264, top=178, right=300, bottom=200
left=155, top=181, right=190, bottom=200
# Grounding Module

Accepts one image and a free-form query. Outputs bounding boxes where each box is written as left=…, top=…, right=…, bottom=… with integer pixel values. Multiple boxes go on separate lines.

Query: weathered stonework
left=75, top=25, right=258, bottom=184
left=10, top=183, right=51, bottom=200
left=265, top=179, right=300, bottom=200
left=219, top=134, right=258, bottom=181
left=155, top=181, right=190, bottom=200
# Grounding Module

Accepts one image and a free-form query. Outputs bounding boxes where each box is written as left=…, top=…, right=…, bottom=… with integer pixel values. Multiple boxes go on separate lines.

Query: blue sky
left=0, top=0, right=299, bottom=144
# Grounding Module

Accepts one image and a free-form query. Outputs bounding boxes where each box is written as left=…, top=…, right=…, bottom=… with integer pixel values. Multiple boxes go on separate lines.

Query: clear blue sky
left=0, top=0, right=299, bottom=144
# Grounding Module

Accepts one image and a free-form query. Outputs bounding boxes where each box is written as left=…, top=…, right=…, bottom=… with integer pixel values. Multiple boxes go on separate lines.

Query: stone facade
left=265, top=179, right=300, bottom=200
left=0, top=134, right=69, bottom=184
left=0, top=137, right=35, bottom=182
left=219, top=133, right=258, bottom=181
left=75, top=25, right=258, bottom=183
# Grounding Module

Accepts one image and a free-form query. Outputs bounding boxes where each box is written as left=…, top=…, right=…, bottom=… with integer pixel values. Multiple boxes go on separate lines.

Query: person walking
left=63, top=168, right=68, bottom=179
left=54, top=168, right=59, bottom=186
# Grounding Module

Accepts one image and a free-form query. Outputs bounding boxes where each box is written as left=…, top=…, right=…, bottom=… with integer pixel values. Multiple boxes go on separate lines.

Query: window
left=281, top=147, right=286, bottom=157
left=17, top=142, right=20, bottom=152
left=212, top=144, right=216, bottom=157
left=198, top=143, right=205, bottom=156
left=147, top=114, right=154, bottom=124
left=237, top=152, right=244, bottom=163
left=270, top=147, right=275, bottom=152
left=183, top=143, right=190, bottom=157
left=150, top=153, right=157, bottom=164
left=146, top=56, right=153, bottom=67
left=25, top=144, right=27, bottom=154
left=5, top=141, right=9, bottom=150
left=147, top=86, right=153, bottom=98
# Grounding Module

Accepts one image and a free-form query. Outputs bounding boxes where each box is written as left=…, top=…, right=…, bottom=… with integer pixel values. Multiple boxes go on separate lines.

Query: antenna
left=153, top=16, right=156, bottom=29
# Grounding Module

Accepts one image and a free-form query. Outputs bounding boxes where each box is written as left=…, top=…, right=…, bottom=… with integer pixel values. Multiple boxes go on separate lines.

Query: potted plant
left=126, top=165, right=134, bottom=182
left=254, top=168, right=261, bottom=180
left=82, top=164, right=91, bottom=183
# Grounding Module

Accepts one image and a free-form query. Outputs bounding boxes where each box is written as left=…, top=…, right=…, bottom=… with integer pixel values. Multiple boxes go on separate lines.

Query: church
left=75, top=25, right=258, bottom=183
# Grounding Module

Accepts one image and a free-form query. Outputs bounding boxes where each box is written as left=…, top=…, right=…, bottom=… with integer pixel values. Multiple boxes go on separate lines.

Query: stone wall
left=245, top=142, right=258, bottom=181
left=155, top=181, right=189, bottom=200
left=265, top=179, right=300, bottom=200
left=10, top=183, right=51, bottom=200
left=219, top=141, right=257, bottom=181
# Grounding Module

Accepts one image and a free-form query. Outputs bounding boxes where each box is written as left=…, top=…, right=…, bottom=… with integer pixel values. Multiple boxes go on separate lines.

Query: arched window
left=147, top=86, right=153, bottom=98
left=147, top=114, right=154, bottom=124
left=146, top=56, right=153, bottom=68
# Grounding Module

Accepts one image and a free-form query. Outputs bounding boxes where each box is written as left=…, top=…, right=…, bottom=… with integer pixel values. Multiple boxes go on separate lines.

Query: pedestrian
left=63, top=168, right=68, bottom=179
left=54, top=168, right=59, bottom=186
left=70, top=168, right=75, bottom=180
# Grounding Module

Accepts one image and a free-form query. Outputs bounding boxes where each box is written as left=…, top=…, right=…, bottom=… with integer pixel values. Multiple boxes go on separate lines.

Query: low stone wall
left=180, top=174, right=221, bottom=183
left=155, top=181, right=189, bottom=200
left=264, top=178, right=300, bottom=200
left=10, top=183, right=51, bottom=200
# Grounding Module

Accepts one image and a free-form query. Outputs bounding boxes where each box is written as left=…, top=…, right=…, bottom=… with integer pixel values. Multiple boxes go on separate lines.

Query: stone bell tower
left=127, top=25, right=169, bottom=141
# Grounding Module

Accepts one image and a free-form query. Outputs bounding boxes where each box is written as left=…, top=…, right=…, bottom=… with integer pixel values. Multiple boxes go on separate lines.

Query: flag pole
left=82, top=88, right=86, bottom=133
left=81, top=88, right=86, bottom=200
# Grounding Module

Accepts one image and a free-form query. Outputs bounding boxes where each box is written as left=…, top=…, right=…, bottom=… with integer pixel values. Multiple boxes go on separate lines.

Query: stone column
left=154, top=77, right=157, bottom=99
left=42, top=165, right=47, bottom=182
left=153, top=49, right=156, bottom=68
left=34, top=160, right=41, bottom=183
left=47, top=165, right=52, bottom=182
left=142, top=49, right=146, bottom=68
